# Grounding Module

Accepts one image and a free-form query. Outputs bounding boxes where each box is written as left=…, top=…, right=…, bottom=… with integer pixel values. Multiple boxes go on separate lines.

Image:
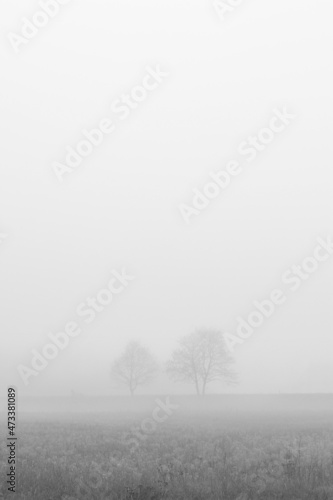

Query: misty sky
left=0, top=0, right=332, bottom=397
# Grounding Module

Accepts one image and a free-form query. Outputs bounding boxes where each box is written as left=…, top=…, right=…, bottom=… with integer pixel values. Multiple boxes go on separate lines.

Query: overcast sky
left=0, top=0, right=332, bottom=397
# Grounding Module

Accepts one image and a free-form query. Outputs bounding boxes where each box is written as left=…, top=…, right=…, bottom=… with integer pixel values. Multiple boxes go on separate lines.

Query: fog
left=1, top=0, right=332, bottom=400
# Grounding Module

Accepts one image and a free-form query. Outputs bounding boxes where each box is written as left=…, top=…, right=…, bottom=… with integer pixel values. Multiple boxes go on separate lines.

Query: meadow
left=1, top=395, right=333, bottom=499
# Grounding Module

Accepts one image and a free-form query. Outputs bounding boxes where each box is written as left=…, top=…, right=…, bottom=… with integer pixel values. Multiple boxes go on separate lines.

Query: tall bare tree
left=166, top=329, right=237, bottom=396
left=111, top=341, right=159, bottom=396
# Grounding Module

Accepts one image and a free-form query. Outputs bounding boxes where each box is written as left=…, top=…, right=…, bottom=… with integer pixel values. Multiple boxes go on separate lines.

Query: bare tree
left=111, top=341, right=159, bottom=396
left=166, top=329, right=237, bottom=396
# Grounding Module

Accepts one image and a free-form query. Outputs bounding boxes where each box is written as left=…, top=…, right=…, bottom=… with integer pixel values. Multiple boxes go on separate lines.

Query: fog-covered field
left=1, top=395, right=333, bottom=499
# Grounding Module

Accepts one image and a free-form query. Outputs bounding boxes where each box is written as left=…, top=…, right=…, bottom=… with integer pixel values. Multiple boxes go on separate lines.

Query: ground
left=1, top=395, right=333, bottom=499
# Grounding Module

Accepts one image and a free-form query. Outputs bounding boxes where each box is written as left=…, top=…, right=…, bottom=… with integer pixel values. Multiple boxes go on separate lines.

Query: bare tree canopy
left=166, top=329, right=237, bottom=396
left=111, top=341, right=159, bottom=395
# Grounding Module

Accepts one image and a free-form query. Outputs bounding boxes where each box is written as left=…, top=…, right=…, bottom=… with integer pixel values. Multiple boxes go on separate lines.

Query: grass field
left=1, top=395, right=333, bottom=499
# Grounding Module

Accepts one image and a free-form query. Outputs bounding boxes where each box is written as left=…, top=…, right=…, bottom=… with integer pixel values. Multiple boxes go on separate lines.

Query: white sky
left=0, top=0, right=332, bottom=397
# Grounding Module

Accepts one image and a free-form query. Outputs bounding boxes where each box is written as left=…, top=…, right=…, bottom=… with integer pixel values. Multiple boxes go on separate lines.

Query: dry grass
left=1, top=404, right=333, bottom=499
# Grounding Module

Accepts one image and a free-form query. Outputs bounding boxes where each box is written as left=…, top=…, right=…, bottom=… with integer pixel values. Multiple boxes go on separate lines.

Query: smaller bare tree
left=166, top=329, right=237, bottom=396
left=111, top=341, right=159, bottom=396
